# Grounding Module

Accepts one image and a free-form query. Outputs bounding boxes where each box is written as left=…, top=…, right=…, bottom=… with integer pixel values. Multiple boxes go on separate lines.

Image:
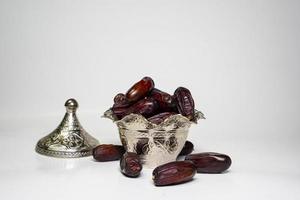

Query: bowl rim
left=103, top=109, right=205, bottom=126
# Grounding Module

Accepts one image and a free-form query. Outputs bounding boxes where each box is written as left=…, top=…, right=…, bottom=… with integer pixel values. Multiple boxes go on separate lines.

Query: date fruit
left=110, top=78, right=200, bottom=122
left=112, top=97, right=158, bottom=119
left=135, top=138, right=149, bottom=155
left=126, top=77, right=155, bottom=103
left=128, top=97, right=158, bottom=117
left=179, top=140, right=194, bottom=156
left=111, top=106, right=129, bottom=120
left=113, top=93, right=130, bottom=108
left=93, top=144, right=125, bottom=162
left=114, top=93, right=126, bottom=104
left=185, top=152, right=232, bottom=173
left=120, top=152, right=143, bottom=177
left=152, top=161, right=196, bottom=186
left=173, top=87, right=195, bottom=120
left=149, top=88, right=176, bottom=112
left=147, top=112, right=175, bottom=125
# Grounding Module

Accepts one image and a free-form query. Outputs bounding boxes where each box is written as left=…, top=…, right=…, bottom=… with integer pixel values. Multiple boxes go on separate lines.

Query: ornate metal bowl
left=104, top=109, right=204, bottom=168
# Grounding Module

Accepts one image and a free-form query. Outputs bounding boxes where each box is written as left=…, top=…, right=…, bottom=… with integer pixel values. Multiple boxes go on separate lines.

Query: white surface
left=1, top=0, right=300, bottom=199
left=0, top=115, right=299, bottom=200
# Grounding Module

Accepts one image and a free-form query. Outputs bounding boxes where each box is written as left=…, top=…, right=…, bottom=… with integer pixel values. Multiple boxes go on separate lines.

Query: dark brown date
left=128, top=97, right=158, bottom=117
left=173, top=87, right=195, bottom=120
left=179, top=140, right=194, bottom=156
left=125, top=77, right=155, bottom=103
left=149, top=88, right=177, bottom=112
left=152, top=161, right=196, bottom=186
left=93, top=144, right=125, bottom=162
left=112, top=97, right=158, bottom=119
left=114, top=93, right=126, bottom=104
left=113, top=93, right=130, bottom=108
left=120, top=152, right=143, bottom=177
left=111, top=106, right=129, bottom=120
left=185, top=152, right=232, bottom=173
left=147, top=112, right=175, bottom=125
left=135, top=138, right=149, bottom=155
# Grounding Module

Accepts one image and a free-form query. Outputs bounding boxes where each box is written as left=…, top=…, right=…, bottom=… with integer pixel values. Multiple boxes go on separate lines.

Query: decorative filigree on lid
left=35, top=98, right=99, bottom=158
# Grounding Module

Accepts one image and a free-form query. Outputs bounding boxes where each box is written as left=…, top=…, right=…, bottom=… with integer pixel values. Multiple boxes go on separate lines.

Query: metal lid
left=36, top=98, right=99, bottom=158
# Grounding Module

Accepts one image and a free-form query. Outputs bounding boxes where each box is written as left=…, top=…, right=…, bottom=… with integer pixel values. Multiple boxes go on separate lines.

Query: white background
left=0, top=0, right=300, bottom=199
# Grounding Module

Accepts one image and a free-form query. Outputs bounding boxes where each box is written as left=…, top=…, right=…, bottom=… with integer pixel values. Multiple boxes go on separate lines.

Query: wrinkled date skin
left=173, top=87, right=195, bottom=120
left=93, top=144, right=125, bottom=162
left=128, top=97, right=158, bottom=118
left=179, top=140, right=194, bottom=156
left=120, top=152, right=143, bottom=177
left=112, top=97, right=158, bottom=119
left=114, top=93, right=127, bottom=104
left=112, top=93, right=131, bottom=119
left=147, top=112, right=176, bottom=125
left=152, top=161, right=196, bottom=186
left=149, top=88, right=177, bottom=112
left=185, top=152, right=232, bottom=173
left=125, top=77, right=155, bottom=103
left=113, top=93, right=130, bottom=108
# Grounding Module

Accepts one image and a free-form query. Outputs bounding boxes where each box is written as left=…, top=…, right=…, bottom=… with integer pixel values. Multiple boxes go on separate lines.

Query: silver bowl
left=104, top=109, right=204, bottom=168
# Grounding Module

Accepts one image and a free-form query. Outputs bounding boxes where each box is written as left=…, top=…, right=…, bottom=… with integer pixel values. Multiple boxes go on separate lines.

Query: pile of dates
left=93, top=77, right=232, bottom=186
left=92, top=141, right=232, bottom=186
left=111, top=76, right=196, bottom=122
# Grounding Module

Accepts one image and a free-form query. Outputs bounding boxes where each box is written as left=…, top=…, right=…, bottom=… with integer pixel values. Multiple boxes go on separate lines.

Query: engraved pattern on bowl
left=104, top=109, right=204, bottom=168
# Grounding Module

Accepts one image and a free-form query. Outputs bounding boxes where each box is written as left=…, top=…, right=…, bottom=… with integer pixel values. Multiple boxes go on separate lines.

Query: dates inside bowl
left=93, top=77, right=233, bottom=186
left=103, top=77, right=205, bottom=168
left=106, top=76, right=204, bottom=123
